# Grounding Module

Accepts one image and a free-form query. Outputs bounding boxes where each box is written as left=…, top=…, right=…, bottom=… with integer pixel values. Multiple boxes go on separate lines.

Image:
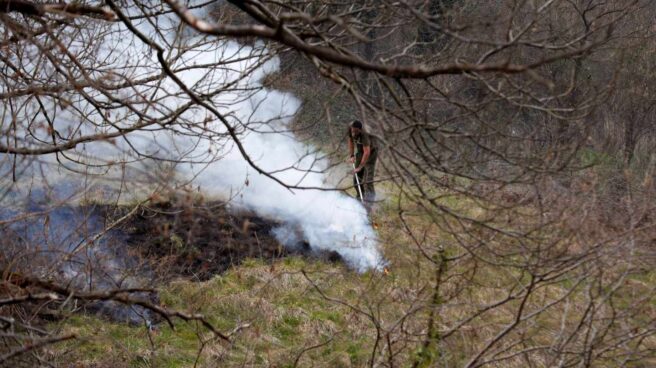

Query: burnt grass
left=120, top=198, right=342, bottom=281
left=0, top=197, right=343, bottom=336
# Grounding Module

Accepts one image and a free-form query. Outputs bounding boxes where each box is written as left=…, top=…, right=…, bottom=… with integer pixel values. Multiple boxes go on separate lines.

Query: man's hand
left=352, top=166, right=363, bottom=174
left=348, top=155, right=355, bottom=164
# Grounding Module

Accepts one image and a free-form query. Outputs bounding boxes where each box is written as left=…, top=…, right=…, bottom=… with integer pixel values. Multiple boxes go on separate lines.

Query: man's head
left=350, top=120, right=363, bottom=136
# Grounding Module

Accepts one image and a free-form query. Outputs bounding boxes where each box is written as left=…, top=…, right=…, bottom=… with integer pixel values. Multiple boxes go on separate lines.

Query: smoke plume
left=0, top=3, right=384, bottom=272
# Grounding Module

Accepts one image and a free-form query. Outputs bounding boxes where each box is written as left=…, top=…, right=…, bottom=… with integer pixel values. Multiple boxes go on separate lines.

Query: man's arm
left=348, top=136, right=355, bottom=163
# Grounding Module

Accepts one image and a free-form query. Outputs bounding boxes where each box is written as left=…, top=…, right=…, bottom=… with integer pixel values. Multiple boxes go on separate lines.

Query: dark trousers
left=354, top=152, right=377, bottom=205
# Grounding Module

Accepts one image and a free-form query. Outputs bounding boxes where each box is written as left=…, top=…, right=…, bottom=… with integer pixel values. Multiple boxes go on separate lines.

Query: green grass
left=51, top=255, right=381, bottom=367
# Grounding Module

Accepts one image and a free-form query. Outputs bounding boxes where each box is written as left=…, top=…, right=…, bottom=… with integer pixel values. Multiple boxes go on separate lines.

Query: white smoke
left=193, top=90, right=383, bottom=271
left=0, top=2, right=384, bottom=272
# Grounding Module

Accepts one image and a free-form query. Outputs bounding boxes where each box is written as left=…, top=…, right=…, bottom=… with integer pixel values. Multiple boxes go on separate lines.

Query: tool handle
left=352, top=163, right=364, bottom=202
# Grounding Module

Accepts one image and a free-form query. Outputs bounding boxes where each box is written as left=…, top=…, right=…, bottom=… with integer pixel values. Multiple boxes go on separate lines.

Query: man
left=347, top=120, right=378, bottom=208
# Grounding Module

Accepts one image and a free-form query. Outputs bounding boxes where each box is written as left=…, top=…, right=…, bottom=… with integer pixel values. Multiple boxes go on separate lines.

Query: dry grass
left=45, top=186, right=656, bottom=367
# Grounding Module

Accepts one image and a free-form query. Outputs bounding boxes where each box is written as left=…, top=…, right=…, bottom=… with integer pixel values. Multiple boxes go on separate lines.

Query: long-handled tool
left=352, top=163, right=364, bottom=202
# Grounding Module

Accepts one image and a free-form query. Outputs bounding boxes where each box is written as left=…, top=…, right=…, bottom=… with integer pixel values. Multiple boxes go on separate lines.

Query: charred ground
left=117, top=197, right=343, bottom=281
left=0, top=196, right=343, bottom=332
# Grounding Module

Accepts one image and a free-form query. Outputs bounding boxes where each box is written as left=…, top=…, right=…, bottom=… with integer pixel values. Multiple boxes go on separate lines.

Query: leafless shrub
left=1, top=0, right=656, bottom=366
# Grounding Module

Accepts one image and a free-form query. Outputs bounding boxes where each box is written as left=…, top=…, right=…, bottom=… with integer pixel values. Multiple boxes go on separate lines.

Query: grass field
left=46, top=183, right=656, bottom=367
